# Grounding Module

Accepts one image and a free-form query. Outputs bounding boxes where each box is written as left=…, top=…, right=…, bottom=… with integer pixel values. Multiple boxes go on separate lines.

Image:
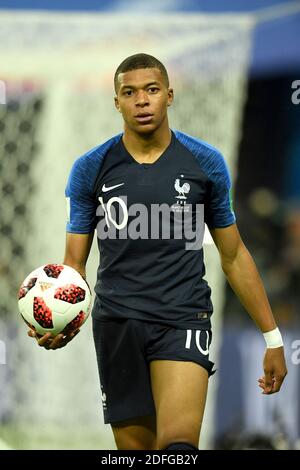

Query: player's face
left=114, top=68, right=173, bottom=134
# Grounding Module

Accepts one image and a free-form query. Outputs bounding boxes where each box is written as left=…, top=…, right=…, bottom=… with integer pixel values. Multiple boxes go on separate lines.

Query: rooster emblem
left=174, top=178, right=190, bottom=199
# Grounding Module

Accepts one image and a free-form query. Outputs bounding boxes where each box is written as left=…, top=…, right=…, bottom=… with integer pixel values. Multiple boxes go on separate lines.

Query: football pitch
left=0, top=425, right=114, bottom=450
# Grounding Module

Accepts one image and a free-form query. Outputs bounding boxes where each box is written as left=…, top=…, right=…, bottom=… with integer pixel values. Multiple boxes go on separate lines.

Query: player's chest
left=96, top=163, right=207, bottom=209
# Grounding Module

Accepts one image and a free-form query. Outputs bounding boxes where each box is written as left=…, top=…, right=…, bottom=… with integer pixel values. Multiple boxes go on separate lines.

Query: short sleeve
left=204, top=153, right=236, bottom=229
left=65, top=156, right=98, bottom=234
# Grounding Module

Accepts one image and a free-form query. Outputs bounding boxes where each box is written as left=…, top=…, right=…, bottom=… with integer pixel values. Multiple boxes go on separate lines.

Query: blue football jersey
left=65, top=130, right=235, bottom=329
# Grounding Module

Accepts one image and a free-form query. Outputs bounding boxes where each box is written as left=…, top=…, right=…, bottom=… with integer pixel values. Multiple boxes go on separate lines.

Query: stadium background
left=0, top=0, right=299, bottom=450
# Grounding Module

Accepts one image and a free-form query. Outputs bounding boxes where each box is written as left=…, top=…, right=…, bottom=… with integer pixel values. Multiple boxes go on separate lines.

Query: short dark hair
left=114, top=53, right=169, bottom=92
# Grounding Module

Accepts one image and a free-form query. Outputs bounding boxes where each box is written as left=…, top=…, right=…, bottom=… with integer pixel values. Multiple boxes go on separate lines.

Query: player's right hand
left=27, top=329, right=80, bottom=350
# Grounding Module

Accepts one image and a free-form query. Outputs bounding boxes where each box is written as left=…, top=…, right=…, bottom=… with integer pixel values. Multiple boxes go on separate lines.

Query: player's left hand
left=258, top=347, right=287, bottom=394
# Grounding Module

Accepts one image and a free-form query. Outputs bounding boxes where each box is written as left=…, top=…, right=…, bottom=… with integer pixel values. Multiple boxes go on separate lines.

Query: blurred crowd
left=225, top=75, right=300, bottom=328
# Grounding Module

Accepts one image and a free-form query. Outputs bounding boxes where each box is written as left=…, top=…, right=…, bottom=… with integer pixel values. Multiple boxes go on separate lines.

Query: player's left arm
left=209, top=223, right=288, bottom=394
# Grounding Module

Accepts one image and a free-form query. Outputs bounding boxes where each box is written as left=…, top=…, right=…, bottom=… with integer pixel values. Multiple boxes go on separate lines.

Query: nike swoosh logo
left=102, top=183, right=125, bottom=192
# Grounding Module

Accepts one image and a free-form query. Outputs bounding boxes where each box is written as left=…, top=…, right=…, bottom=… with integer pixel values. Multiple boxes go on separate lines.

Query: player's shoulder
left=74, top=133, right=123, bottom=169
left=68, top=133, right=122, bottom=189
left=173, top=129, right=227, bottom=178
left=174, top=129, right=222, bottom=157
left=66, top=133, right=122, bottom=196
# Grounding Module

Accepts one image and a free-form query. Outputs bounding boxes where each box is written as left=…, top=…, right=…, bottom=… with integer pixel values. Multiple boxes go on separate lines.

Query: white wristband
left=263, top=327, right=283, bottom=349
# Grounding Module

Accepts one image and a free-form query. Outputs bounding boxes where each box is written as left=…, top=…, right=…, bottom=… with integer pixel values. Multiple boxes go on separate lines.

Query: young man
left=29, top=53, right=287, bottom=450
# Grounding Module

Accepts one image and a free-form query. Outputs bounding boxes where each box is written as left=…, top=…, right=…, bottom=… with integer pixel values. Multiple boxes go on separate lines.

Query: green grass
left=0, top=424, right=116, bottom=450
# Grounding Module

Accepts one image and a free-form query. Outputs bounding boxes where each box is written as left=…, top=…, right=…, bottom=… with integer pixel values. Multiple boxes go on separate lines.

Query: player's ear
left=167, top=88, right=174, bottom=107
left=114, top=96, right=121, bottom=112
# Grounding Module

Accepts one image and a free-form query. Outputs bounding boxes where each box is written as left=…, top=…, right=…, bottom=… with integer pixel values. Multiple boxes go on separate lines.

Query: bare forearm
left=222, top=244, right=276, bottom=332
left=63, top=232, right=94, bottom=279
left=63, top=256, right=86, bottom=278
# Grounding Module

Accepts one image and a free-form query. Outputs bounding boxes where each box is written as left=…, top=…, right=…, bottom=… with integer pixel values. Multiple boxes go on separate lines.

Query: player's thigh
left=111, top=415, right=156, bottom=450
left=150, top=360, right=208, bottom=449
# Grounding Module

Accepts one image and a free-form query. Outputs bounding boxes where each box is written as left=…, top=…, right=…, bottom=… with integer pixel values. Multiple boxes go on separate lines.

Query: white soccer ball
left=18, top=264, right=92, bottom=337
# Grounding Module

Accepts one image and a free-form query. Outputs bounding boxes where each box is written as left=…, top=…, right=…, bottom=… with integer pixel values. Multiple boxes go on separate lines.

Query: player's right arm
left=29, top=153, right=99, bottom=350
left=63, top=232, right=94, bottom=279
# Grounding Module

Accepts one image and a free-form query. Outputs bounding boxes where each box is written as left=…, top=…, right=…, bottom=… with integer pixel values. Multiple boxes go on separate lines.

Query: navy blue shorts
left=92, top=317, right=215, bottom=424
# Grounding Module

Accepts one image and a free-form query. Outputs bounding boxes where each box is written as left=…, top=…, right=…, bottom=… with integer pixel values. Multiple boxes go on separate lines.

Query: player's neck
left=122, top=122, right=171, bottom=164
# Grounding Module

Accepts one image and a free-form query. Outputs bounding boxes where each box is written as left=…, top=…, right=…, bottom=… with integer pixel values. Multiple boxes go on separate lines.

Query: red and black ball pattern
left=33, top=297, right=54, bottom=328
left=43, top=264, right=64, bottom=279
left=54, top=284, right=86, bottom=304
left=63, top=311, right=85, bottom=335
left=18, top=277, right=37, bottom=300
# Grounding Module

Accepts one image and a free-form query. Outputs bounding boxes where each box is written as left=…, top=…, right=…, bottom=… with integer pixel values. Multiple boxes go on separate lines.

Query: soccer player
left=28, top=53, right=287, bottom=451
